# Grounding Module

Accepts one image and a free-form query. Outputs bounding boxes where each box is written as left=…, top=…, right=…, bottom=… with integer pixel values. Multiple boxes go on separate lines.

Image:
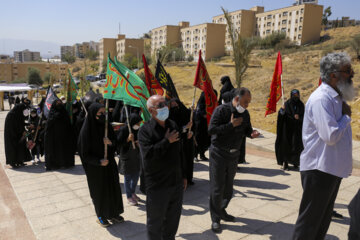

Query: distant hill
left=0, top=38, right=61, bottom=58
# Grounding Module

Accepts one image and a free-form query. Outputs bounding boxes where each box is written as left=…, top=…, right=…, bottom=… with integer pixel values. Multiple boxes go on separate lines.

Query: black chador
left=44, top=100, right=75, bottom=170
left=169, top=98, right=195, bottom=184
left=78, top=103, right=124, bottom=221
left=4, top=104, right=32, bottom=167
left=275, top=89, right=304, bottom=169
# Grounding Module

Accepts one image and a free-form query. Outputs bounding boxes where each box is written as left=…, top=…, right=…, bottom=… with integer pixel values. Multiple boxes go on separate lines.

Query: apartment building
left=181, top=23, right=226, bottom=61
left=255, top=3, right=323, bottom=45
left=60, top=46, right=74, bottom=59
left=150, top=22, right=189, bottom=54
left=116, top=38, right=144, bottom=62
left=212, top=6, right=264, bottom=52
left=294, top=0, right=318, bottom=5
left=327, top=17, right=359, bottom=29
left=99, top=35, right=125, bottom=71
left=89, top=41, right=99, bottom=52
left=14, top=49, right=41, bottom=62
left=0, top=62, right=68, bottom=82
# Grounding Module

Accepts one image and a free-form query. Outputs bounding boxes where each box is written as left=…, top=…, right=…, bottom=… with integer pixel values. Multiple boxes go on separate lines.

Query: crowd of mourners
left=3, top=52, right=360, bottom=240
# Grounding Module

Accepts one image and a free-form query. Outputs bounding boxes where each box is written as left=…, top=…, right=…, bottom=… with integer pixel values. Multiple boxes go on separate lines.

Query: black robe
left=194, top=92, right=211, bottom=157
left=78, top=103, right=124, bottom=219
left=117, top=113, right=142, bottom=175
left=44, top=102, right=76, bottom=170
left=169, top=98, right=195, bottom=182
left=275, top=98, right=305, bottom=166
left=4, top=104, right=32, bottom=166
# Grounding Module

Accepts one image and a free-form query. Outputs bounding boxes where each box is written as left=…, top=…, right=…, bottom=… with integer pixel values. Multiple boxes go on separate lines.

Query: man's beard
left=337, top=77, right=356, bottom=102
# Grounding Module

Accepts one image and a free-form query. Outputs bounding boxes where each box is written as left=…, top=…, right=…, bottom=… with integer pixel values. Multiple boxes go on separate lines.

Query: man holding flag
left=208, top=87, right=260, bottom=233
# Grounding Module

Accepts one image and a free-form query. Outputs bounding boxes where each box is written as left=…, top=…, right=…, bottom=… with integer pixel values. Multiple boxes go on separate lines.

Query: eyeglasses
left=336, top=68, right=354, bottom=75
left=153, top=101, right=166, bottom=109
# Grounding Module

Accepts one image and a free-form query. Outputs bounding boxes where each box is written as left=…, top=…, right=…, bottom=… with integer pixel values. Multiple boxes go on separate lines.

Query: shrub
left=72, top=66, right=81, bottom=73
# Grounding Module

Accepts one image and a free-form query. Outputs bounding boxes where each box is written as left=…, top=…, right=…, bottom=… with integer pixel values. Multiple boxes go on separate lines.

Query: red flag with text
left=193, top=50, right=218, bottom=125
left=265, top=51, right=283, bottom=116
left=142, top=54, right=164, bottom=96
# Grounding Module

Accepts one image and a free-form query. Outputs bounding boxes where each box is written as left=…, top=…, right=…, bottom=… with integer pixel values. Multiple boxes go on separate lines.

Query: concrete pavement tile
left=256, top=220, right=294, bottom=240
left=235, top=212, right=274, bottom=232
left=31, top=213, right=68, bottom=232
left=231, top=195, right=268, bottom=211
left=337, top=189, right=359, bottom=202
left=48, top=191, right=78, bottom=204
left=240, top=234, right=270, bottom=240
left=25, top=203, right=60, bottom=217
left=73, top=188, right=90, bottom=197
left=252, top=203, right=296, bottom=222
left=54, top=198, right=86, bottom=212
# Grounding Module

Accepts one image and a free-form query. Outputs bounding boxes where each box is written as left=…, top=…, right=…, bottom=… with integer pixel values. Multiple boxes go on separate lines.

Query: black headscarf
left=47, top=100, right=69, bottom=127
left=220, top=76, right=234, bottom=94
left=286, top=89, right=304, bottom=117
left=78, top=103, right=115, bottom=163
left=169, top=98, right=191, bottom=128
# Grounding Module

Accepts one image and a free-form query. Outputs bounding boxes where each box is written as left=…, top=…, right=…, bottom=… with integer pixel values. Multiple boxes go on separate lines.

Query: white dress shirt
left=300, top=83, right=352, bottom=178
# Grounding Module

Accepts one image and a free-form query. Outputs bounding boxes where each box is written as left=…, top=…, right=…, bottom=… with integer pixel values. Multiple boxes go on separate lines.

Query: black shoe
left=211, top=222, right=222, bottom=233
left=97, top=217, right=110, bottom=227
left=188, top=181, right=195, bottom=186
left=221, top=212, right=235, bottom=222
left=332, top=211, right=343, bottom=219
left=111, top=215, right=124, bottom=223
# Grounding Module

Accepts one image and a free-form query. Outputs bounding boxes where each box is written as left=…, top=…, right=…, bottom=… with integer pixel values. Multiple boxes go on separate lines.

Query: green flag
left=104, top=55, right=151, bottom=121
left=66, top=69, right=79, bottom=124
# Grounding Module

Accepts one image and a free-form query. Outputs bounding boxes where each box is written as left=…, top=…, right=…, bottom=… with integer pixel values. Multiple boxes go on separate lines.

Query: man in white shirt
left=292, top=52, right=356, bottom=240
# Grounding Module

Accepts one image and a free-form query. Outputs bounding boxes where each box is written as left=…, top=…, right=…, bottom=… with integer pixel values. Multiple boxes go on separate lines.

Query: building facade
left=60, top=46, right=74, bottom=59
left=150, top=22, right=189, bottom=54
left=14, top=49, right=41, bottom=62
left=116, top=38, right=144, bottom=62
left=0, top=62, right=68, bottom=82
left=255, top=4, right=323, bottom=45
left=181, top=23, right=226, bottom=61
left=327, top=17, right=359, bottom=29
left=99, top=35, right=126, bottom=71
left=294, top=0, right=318, bottom=5
left=212, top=7, right=264, bottom=52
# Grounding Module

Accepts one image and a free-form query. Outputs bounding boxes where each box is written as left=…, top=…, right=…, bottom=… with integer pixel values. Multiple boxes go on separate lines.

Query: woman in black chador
left=275, top=89, right=305, bottom=170
left=44, top=100, right=75, bottom=170
left=4, top=103, right=32, bottom=167
left=169, top=98, right=195, bottom=185
left=78, top=102, right=124, bottom=227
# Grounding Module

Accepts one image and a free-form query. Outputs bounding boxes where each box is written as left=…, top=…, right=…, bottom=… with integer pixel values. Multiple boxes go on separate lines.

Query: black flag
left=155, top=60, right=179, bottom=100
left=43, top=87, right=59, bottom=118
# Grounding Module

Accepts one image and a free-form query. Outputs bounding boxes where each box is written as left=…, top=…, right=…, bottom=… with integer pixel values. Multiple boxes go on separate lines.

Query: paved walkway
left=0, top=106, right=359, bottom=239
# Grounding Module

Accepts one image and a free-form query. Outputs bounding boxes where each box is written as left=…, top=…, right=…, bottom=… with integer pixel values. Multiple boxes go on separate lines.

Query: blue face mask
left=156, top=107, right=169, bottom=121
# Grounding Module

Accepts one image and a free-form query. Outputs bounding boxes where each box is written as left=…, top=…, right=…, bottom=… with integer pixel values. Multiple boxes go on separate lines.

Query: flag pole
left=124, top=104, right=136, bottom=149
left=104, top=98, right=109, bottom=160
left=190, top=87, right=197, bottom=123
left=281, top=74, right=285, bottom=106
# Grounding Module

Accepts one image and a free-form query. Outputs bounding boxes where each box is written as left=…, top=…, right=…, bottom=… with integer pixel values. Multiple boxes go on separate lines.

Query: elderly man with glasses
left=292, top=52, right=356, bottom=240
left=138, top=95, right=187, bottom=240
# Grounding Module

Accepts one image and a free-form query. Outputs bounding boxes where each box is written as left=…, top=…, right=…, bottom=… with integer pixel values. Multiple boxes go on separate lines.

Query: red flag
left=142, top=54, right=164, bottom=96
left=318, top=77, right=322, bottom=86
left=193, top=50, right=218, bottom=125
left=265, top=51, right=283, bottom=116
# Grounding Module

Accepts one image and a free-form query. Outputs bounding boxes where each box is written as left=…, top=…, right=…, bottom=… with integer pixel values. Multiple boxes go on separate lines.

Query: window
left=266, top=29, right=271, bottom=34
left=295, top=28, right=297, bottom=31
left=278, top=22, right=281, bottom=26
left=299, top=26, right=303, bottom=30
left=267, top=14, right=272, bottom=19
left=282, top=20, right=287, bottom=24
left=290, top=12, right=292, bottom=16
left=288, top=28, right=290, bottom=32
left=296, top=19, right=298, bottom=23
left=300, top=17, right=303, bottom=22
left=288, top=20, right=291, bottom=24
left=267, top=22, right=271, bottom=27
left=301, top=8, right=304, bottom=14
left=281, top=28, right=286, bottom=32
left=298, top=34, right=302, bottom=39
left=283, top=12, right=288, bottom=16
left=294, top=36, right=296, bottom=41
left=296, top=11, right=299, bottom=15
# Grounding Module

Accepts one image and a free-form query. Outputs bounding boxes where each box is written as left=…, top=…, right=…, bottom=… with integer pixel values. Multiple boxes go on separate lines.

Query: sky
left=0, top=0, right=359, bottom=55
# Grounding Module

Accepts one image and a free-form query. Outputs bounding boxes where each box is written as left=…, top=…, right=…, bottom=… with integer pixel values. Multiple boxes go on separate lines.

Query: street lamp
left=128, top=45, right=139, bottom=70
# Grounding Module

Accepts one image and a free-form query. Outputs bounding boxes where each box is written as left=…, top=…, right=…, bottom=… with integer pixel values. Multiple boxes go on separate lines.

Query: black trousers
left=292, top=170, right=341, bottom=240
left=348, top=189, right=360, bottom=240
left=209, top=146, right=239, bottom=223
left=146, top=184, right=183, bottom=240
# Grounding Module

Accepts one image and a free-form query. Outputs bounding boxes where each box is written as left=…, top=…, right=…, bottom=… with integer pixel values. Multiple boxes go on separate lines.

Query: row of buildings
left=98, top=1, right=324, bottom=70
left=60, top=41, right=99, bottom=59
left=13, top=49, right=41, bottom=62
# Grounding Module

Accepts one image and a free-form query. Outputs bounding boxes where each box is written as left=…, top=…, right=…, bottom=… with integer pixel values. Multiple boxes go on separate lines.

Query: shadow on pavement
left=106, top=220, right=146, bottom=239
left=244, top=190, right=290, bottom=202
left=9, top=163, right=85, bottom=175
left=238, top=166, right=291, bottom=177
left=234, top=179, right=290, bottom=190
left=178, top=229, right=219, bottom=240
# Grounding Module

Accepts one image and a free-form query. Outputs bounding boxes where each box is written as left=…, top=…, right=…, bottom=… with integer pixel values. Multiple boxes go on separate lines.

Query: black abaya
left=275, top=96, right=304, bottom=167
left=4, top=104, right=32, bottom=166
left=44, top=101, right=76, bottom=170
left=78, top=103, right=124, bottom=219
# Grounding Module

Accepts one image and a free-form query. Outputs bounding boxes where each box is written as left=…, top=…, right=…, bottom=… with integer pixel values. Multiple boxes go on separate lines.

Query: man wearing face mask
left=138, top=95, right=187, bottom=240
left=292, top=52, right=356, bottom=240
left=208, top=87, right=260, bottom=233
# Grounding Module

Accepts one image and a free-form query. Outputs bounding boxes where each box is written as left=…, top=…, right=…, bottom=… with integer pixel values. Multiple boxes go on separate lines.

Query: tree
left=27, top=67, right=43, bottom=86
left=44, top=72, right=55, bottom=86
left=222, top=7, right=256, bottom=88
left=63, top=53, right=76, bottom=64
left=351, top=34, right=360, bottom=60
left=85, top=49, right=99, bottom=60
left=101, top=60, right=107, bottom=73
left=123, top=53, right=138, bottom=69
left=322, top=6, right=332, bottom=26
